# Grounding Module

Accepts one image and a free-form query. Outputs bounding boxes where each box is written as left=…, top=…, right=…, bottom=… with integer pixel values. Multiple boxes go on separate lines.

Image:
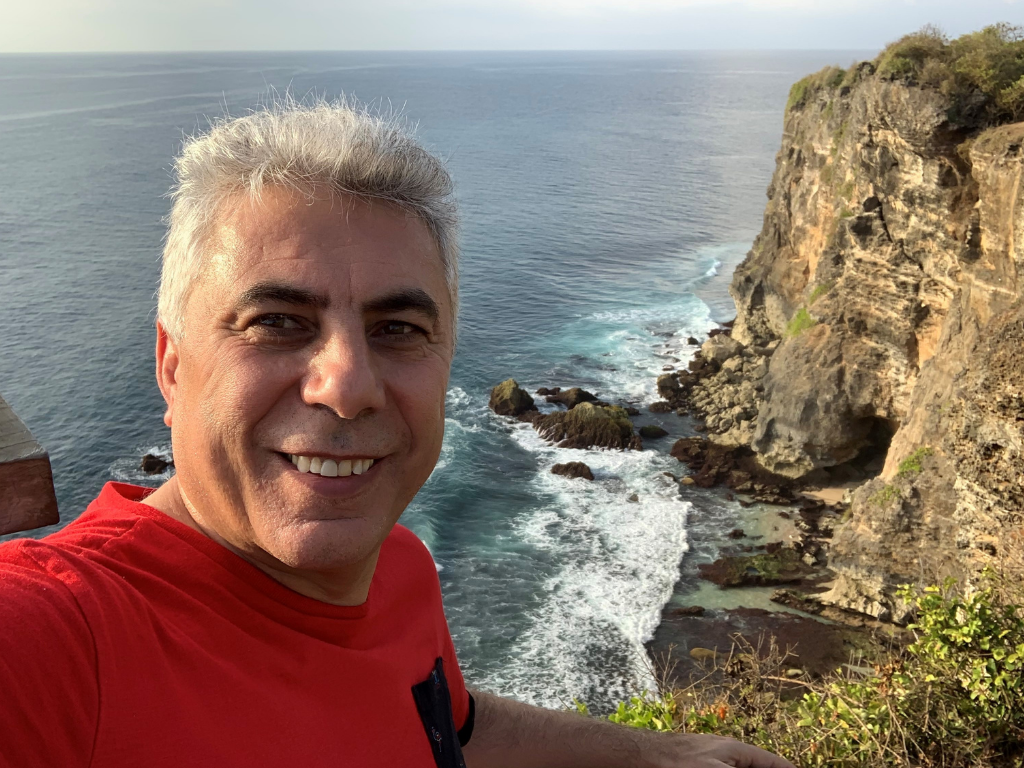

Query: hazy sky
left=1, top=0, right=1021, bottom=52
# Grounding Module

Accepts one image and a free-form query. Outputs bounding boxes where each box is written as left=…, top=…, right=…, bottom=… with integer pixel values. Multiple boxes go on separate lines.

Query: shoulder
left=380, top=524, right=439, bottom=575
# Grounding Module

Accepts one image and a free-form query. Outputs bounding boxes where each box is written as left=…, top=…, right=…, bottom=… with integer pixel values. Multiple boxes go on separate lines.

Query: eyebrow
left=233, top=282, right=439, bottom=323
left=234, top=282, right=331, bottom=312
left=363, top=288, right=440, bottom=324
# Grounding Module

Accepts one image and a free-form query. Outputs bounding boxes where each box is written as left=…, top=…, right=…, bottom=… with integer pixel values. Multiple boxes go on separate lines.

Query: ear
left=155, top=321, right=180, bottom=428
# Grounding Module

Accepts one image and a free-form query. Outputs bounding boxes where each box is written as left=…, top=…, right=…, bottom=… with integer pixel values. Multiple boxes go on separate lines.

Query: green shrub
left=787, top=66, right=847, bottom=112
left=869, top=483, right=901, bottom=507
left=589, top=574, right=1024, bottom=767
left=607, top=693, right=677, bottom=732
left=786, top=307, right=816, bottom=337
left=897, top=446, right=934, bottom=478
left=877, top=25, right=949, bottom=80
left=873, top=23, right=1024, bottom=126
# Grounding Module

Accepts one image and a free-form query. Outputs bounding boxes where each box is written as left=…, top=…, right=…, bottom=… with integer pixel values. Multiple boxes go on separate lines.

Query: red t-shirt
left=0, top=483, right=470, bottom=768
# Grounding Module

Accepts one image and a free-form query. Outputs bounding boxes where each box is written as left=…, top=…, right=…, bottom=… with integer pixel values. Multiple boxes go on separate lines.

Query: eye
left=252, top=314, right=303, bottom=330
left=374, top=320, right=427, bottom=340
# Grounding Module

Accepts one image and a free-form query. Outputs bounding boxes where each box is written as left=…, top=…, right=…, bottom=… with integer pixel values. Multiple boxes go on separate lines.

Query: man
left=0, top=101, right=793, bottom=768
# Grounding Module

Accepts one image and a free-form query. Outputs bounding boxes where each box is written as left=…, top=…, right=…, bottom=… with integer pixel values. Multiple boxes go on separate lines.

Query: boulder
left=697, top=548, right=809, bottom=588
left=545, top=387, right=597, bottom=410
left=639, top=425, right=669, bottom=439
left=489, top=379, right=537, bottom=417
left=647, top=401, right=673, bottom=413
left=701, top=335, right=744, bottom=364
left=551, top=461, right=594, bottom=481
left=534, top=402, right=642, bottom=450
left=140, top=454, right=172, bottom=474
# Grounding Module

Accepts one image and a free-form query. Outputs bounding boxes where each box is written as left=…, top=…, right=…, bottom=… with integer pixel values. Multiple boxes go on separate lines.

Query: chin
left=262, top=516, right=388, bottom=571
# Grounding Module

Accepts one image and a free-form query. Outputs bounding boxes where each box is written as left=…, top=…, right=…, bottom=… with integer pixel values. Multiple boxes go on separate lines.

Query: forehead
left=201, top=187, right=447, bottom=307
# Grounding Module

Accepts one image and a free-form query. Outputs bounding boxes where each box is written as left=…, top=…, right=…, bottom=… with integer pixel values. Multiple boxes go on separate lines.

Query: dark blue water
left=0, top=50, right=862, bottom=707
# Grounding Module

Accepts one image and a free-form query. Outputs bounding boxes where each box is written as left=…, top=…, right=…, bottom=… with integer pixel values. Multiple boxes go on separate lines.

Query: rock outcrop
left=535, top=402, right=643, bottom=451
left=489, top=379, right=537, bottom=418
left=551, top=461, right=595, bottom=481
left=715, top=52, right=1024, bottom=618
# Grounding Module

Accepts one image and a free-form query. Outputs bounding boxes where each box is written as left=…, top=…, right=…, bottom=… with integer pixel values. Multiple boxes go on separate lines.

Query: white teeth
left=288, top=455, right=374, bottom=476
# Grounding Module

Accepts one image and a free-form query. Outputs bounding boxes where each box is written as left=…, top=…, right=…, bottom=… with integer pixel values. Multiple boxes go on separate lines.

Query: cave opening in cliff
left=854, top=417, right=897, bottom=477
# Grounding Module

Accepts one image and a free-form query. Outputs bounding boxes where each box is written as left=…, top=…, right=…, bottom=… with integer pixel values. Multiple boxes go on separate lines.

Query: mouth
left=280, top=452, right=378, bottom=478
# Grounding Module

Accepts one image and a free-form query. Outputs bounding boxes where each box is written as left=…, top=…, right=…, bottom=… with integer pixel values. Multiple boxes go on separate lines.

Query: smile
left=287, top=454, right=376, bottom=477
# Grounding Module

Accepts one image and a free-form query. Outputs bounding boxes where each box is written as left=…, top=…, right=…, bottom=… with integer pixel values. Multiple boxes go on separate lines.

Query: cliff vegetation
left=583, top=573, right=1024, bottom=767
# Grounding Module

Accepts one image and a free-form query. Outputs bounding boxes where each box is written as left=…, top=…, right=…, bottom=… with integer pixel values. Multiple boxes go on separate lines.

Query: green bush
left=874, top=23, right=1024, bottom=126
left=787, top=24, right=1024, bottom=128
left=897, top=446, right=934, bottom=478
left=589, top=574, right=1024, bottom=767
left=869, top=483, right=901, bottom=507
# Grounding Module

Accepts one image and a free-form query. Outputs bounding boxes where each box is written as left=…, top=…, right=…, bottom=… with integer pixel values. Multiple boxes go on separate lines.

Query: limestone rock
left=720, top=59, right=1024, bottom=614
left=639, top=425, right=668, bottom=439
left=551, top=461, right=595, bottom=481
left=534, top=402, right=642, bottom=450
left=701, top=334, right=743, bottom=364
left=489, top=379, right=537, bottom=417
left=545, top=387, right=597, bottom=410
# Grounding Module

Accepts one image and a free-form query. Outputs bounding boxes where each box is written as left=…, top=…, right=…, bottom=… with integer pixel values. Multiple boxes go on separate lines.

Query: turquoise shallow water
left=0, top=50, right=865, bottom=708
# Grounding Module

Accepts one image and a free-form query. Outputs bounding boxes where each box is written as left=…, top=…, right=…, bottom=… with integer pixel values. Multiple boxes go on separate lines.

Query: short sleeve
left=0, top=546, right=99, bottom=768
left=441, top=624, right=470, bottom=732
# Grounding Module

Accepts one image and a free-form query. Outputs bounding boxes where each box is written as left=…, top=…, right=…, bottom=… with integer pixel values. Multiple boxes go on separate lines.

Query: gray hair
left=158, top=97, right=459, bottom=340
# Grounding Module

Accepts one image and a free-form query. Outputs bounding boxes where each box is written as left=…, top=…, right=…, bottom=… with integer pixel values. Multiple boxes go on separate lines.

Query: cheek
left=185, top=347, right=298, bottom=443
left=387, top=361, right=448, bottom=457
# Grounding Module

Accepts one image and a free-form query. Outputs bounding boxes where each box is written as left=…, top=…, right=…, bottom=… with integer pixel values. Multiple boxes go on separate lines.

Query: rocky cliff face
left=725, top=64, right=1024, bottom=619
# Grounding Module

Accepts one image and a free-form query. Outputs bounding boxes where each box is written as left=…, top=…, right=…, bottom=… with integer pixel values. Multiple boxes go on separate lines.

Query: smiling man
left=0, top=101, right=792, bottom=768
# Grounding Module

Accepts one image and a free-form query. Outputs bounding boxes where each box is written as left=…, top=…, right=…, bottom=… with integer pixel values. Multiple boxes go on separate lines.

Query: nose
left=300, top=326, right=386, bottom=419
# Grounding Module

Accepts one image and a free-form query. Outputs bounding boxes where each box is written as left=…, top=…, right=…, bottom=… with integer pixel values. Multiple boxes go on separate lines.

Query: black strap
left=411, top=658, right=467, bottom=768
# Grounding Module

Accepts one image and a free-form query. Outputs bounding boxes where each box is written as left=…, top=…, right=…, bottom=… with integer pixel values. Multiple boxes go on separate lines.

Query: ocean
left=0, top=50, right=865, bottom=709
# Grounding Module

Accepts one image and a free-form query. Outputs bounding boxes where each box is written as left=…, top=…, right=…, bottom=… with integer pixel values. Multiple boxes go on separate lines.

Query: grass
left=787, top=66, right=847, bottom=112
left=583, top=571, right=1024, bottom=767
left=897, top=447, right=934, bottom=478
left=870, top=484, right=901, bottom=507
left=786, top=307, right=817, bottom=337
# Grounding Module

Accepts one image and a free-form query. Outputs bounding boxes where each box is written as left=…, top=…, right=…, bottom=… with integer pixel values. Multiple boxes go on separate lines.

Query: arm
left=461, top=690, right=795, bottom=768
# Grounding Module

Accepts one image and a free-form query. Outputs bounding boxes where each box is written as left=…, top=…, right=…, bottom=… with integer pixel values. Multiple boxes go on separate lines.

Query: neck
left=144, top=476, right=377, bottom=606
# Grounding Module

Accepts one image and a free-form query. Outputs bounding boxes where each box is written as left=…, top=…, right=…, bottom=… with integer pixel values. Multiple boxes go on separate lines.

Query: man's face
left=157, top=187, right=453, bottom=575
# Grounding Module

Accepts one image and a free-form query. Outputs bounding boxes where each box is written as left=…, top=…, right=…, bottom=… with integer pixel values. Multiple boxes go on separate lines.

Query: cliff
left=724, top=28, right=1024, bottom=620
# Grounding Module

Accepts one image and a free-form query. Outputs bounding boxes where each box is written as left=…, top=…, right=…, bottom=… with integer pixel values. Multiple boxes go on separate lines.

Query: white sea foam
left=484, top=426, right=690, bottom=708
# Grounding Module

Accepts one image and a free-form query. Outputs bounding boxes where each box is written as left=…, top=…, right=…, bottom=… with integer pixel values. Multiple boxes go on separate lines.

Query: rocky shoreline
left=487, top=317, right=896, bottom=688
left=489, top=43, right=1024, bottom=691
